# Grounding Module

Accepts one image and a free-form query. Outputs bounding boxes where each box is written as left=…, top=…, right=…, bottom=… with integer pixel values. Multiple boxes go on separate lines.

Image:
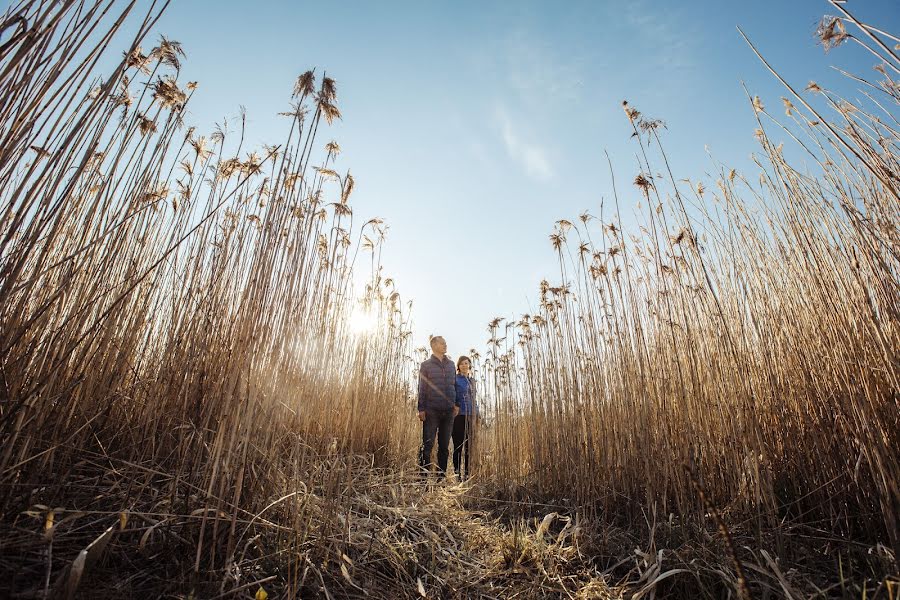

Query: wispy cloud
left=502, top=30, right=585, bottom=107
left=495, top=105, right=553, bottom=182
left=462, top=25, right=586, bottom=182
left=623, top=0, right=695, bottom=72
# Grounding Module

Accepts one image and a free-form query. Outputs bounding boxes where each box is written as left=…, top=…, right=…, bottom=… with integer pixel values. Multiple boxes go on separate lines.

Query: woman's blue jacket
left=455, top=375, right=478, bottom=416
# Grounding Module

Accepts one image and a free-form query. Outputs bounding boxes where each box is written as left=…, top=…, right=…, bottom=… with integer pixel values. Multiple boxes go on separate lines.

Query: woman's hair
left=456, top=355, right=471, bottom=373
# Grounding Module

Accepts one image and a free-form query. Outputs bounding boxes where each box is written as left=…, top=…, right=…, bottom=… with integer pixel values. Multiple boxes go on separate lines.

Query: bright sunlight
left=348, top=303, right=378, bottom=334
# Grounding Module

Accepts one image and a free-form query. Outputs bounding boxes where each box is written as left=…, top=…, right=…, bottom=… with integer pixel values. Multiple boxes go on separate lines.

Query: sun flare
left=348, top=304, right=378, bottom=334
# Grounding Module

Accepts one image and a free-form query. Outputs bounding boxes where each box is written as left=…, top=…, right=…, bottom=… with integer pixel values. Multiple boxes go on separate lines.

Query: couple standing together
left=417, top=335, right=478, bottom=481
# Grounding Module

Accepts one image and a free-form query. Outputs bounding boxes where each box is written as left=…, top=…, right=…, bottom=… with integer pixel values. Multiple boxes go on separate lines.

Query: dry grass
left=473, top=4, right=899, bottom=598
left=0, top=1, right=898, bottom=599
left=0, top=1, right=424, bottom=597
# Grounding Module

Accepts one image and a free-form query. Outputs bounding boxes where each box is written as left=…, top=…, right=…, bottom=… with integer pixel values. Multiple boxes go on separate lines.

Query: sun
left=348, top=304, right=378, bottom=334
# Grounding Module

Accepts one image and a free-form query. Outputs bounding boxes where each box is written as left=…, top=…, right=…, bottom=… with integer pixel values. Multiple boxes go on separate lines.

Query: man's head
left=429, top=335, right=447, bottom=358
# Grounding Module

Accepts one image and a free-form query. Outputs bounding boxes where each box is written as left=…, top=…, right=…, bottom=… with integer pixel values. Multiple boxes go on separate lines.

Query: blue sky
left=143, top=0, right=898, bottom=357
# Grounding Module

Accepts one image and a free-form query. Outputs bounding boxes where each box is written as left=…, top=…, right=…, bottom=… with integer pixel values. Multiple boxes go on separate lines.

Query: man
left=417, top=335, right=459, bottom=479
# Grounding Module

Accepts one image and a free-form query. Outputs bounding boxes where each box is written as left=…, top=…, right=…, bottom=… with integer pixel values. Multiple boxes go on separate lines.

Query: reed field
left=0, top=1, right=897, bottom=598
left=470, top=10, right=899, bottom=595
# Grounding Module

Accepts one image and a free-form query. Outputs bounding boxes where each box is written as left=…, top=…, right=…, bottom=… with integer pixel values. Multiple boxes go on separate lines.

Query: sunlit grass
left=473, top=9, right=898, bottom=596
left=0, top=1, right=896, bottom=598
left=0, top=1, right=417, bottom=596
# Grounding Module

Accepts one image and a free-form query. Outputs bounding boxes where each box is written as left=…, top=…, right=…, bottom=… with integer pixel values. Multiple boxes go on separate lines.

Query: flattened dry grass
left=2, top=453, right=623, bottom=599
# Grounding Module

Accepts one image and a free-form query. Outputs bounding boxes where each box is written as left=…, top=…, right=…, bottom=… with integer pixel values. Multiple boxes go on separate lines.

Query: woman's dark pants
left=419, top=409, right=454, bottom=478
left=452, top=414, right=472, bottom=480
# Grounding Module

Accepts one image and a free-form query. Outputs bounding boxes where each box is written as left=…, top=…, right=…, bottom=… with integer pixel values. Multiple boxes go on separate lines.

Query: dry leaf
left=340, top=563, right=353, bottom=584
left=54, top=525, right=115, bottom=600
left=535, top=512, right=557, bottom=540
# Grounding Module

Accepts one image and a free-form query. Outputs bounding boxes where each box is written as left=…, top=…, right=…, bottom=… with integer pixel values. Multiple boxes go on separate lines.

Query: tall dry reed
left=0, top=1, right=417, bottom=596
left=475, top=4, right=898, bottom=570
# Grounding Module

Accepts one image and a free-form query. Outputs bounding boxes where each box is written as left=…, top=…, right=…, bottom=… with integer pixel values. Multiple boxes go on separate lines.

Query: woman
left=452, top=355, right=478, bottom=481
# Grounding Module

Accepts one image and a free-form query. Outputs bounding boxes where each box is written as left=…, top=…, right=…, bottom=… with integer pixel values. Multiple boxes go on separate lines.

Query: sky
left=131, top=0, right=898, bottom=357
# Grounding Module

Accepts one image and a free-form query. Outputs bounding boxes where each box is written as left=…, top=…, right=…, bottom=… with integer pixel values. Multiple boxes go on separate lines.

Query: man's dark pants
left=419, top=408, right=454, bottom=478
